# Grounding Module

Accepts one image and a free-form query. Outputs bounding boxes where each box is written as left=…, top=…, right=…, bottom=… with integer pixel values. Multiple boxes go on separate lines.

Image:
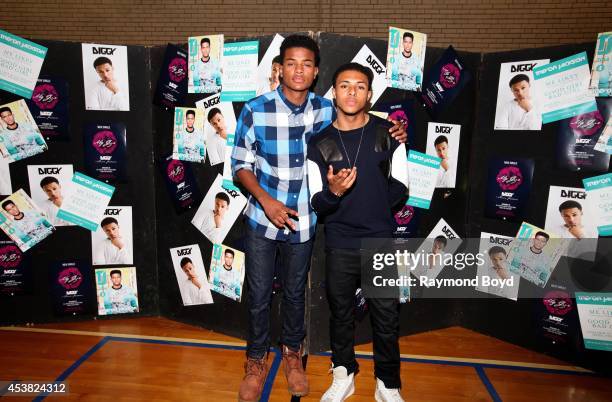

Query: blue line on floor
left=475, top=366, right=502, bottom=402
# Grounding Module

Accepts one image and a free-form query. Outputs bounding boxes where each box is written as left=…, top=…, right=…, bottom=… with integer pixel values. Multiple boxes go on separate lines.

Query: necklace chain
left=336, top=124, right=365, bottom=169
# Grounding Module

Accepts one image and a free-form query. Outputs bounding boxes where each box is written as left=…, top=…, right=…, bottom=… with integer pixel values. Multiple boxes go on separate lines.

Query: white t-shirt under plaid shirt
left=231, top=86, right=334, bottom=243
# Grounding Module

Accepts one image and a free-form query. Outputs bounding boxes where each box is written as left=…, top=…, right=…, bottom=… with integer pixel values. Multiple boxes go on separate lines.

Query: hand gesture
left=327, top=166, right=357, bottom=197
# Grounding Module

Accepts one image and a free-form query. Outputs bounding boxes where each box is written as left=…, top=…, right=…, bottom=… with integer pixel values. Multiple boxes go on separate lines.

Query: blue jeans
left=245, top=225, right=314, bottom=359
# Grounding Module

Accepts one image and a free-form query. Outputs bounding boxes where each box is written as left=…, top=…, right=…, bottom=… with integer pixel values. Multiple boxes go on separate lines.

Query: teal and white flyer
left=57, top=172, right=115, bottom=231
left=589, top=32, right=612, bottom=97
left=533, top=51, right=597, bottom=124
left=576, top=292, right=612, bottom=352
left=407, top=150, right=441, bottom=209
left=0, top=30, right=47, bottom=98
left=220, top=41, right=259, bottom=102
left=583, top=172, right=612, bottom=236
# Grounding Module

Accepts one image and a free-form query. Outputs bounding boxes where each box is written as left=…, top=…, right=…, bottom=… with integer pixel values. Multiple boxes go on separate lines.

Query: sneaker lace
left=245, top=358, right=265, bottom=378
left=327, top=375, right=346, bottom=396
left=382, top=387, right=403, bottom=402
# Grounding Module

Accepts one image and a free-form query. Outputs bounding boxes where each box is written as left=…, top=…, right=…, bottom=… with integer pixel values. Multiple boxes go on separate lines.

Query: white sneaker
left=374, top=377, right=404, bottom=402
left=320, top=366, right=355, bottom=402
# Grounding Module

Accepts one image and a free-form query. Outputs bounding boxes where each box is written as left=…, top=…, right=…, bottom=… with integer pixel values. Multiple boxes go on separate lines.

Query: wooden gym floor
left=0, top=317, right=610, bottom=401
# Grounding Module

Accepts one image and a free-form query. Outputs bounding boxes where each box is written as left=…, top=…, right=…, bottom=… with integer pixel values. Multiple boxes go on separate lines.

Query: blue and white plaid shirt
left=231, top=86, right=334, bottom=243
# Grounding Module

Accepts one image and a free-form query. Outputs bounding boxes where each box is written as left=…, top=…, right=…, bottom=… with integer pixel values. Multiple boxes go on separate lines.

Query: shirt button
left=295, top=158, right=299, bottom=162
left=295, top=139, right=299, bottom=142
left=293, top=195, right=297, bottom=198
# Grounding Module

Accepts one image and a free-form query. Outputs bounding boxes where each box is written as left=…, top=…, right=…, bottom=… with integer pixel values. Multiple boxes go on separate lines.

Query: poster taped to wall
left=172, top=107, right=206, bottom=163
left=256, top=34, right=284, bottom=96
left=589, top=32, right=612, bottom=97
left=49, top=260, right=95, bottom=316
left=153, top=44, right=188, bottom=110
left=406, top=150, right=441, bottom=209
left=484, top=157, right=534, bottom=222
left=188, top=35, right=223, bottom=94
left=583, top=172, right=612, bottom=236
left=220, top=40, right=259, bottom=102
left=411, top=218, right=462, bottom=285
left=25, top=77, right=70, bottom=141
left=84, top=122, right=127, bottom=184
left=91, top=206, right=133, bottom=266
left=426, top=122, right=460, bottom=188
left=27, top=164, right=74, bottom=226
left=209, top=243, right=245, bottom=302
left=475, top=232, right=520, bottom=301
left=82, top=43, right=130, bottom=111
left=0, top=29, right=47, bottom=98
left=0, top=99, right=47, bottom=162
left=0, top=239, right=30, bottom=296
left=95, top=266, right=139, bottom=315
left=196, top=93, right=237, bottom=166
left=159, top=155, right=202, bottom=213
left=386, top=27, right=426, bottom=92
left=169, top=244, right=213, bottom=306
left=576, top=292, right=612, bottom=351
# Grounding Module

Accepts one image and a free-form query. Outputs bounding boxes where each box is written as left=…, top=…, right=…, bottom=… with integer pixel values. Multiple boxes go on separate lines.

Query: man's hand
left=261, top=196, right=299, bottom=231
left=567, top=225, right=585, bottom=239
left=213, top=211, right=223, bottom=228
left=517, top=98, right=533, bottom=113
left=440, top=158, right=449, bottom=171
left=111, top=237, right=125, bottom=249
left=387, top=118, right=408, bottom=143
left=105, top=80, right=120, bottom=95
left=327, top=166, right=357, bottom=196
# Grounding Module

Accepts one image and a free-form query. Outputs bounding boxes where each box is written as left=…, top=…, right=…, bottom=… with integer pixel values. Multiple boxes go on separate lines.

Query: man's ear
left=314, top=66, right=319, bottom=79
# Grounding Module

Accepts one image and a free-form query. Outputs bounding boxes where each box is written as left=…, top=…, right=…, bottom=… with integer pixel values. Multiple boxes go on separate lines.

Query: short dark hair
left=434, top=236, right=447, bottom=247
left=332, top=62, right=374, bottom=90
left=207, top=107, right=222, bottom=122
left=509, top=74, right=529, bottom=87
left=185, top=109, right=196, bottom=118
left=109, top=269, right=122, bottom=277
left=180, top=257, right=192, bottom=267
left=403, top=32, right=414, bottom=41
left=272, top=55, right=282, bottom=65
left=93, top=57, right=112, bottom=69
left=1, top=200, right=15, bottom=210
left=101, top=217, right=118, bottom=227
left=434, top=135, right=448, bottom=146
left=534, top=231, right=549, bottom=240
left=0, top=107, right=12, bottom=115
left=224, top=249, right=235, bottom=257
left=280, top=34, right=320, bottom=67
left=488, top=246, right=507, bottom=257
left=215, top=192, right=230, bottom=205
left=200, top=37, right=210, bottom=46
left=40, top=176, right=59, bottom=188
left=559, top=200, right=582, bottom=212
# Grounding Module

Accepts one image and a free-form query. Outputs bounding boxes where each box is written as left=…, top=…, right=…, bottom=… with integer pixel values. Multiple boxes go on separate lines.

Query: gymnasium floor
left=0, top=317, right=610, bottom=401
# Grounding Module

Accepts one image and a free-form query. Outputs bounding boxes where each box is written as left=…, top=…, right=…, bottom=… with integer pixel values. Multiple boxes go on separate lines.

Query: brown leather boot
left=238, top=357, right=268, bottom=402
left=282, top=345, right=309, bottom=397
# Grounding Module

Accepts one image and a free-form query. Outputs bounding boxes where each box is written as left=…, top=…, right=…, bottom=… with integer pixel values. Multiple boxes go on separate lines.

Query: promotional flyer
left=172, top=107, right=206, bottom=163
left=575, top=292, right=612, bottom=351
left=589, top=32, right=612, bottom=97
left=0, top=158, right=12, bottom=195
left=49, top=260, right=95, bottom=316
left=484, top=157, right=534, bottom=222
left=0, top=239, right=30, bottom=296
left=196, top=93, right=237, bottom=166
left=169, top=244, right=213, bottom=306
left=0, top=29, right=47, bottom=98
left=159, top=155, right=202, bottom=213
left=256, top=34, right=284, bottom=96
left=386, top=27, right=426, bottom=92
left=475, top=232, right=520, bottom=301
left=372, top=100, right=416, bottom=144
left=91, top=206, right=133, bottom=266
left=406, top=150, right=441, bottom=209
left=425, top=122, right=461, bottom=188
left=84, top=122, right=127, bottom=183
left=27, top=164, right=74, bottom=226
left=411, top=218, right=462, bottom=285
left=82, top=43, right=130, bottom=111
left=209, top=243, right=245, bottom=302
left=25, top=77, right=70, bottom=141
left=153, top=44, right=188, bottom=110
left=188, top=35, right=223, bottom=94
left=582, top=172, right=612, bottom=236
left=95, top=266, right=139, bottom=316
left=0, top=99, right=48, bottom=162
left=220, top=40, right=259, bottom=102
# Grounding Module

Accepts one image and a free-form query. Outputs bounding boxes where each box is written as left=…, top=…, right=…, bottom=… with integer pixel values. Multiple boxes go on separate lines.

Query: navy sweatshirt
left=307, top=116, right=409, bottom=249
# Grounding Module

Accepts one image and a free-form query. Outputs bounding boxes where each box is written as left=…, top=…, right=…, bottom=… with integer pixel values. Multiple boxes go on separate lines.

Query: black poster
left=420, top=46, right=472, bottom=118
left=84, top=122, right=127, bottom=183
left=556, top=98, right=611, bottom=172
left=392, top=204, right=421, bottom=238
left=153, top=44, right=188, bottom=110
left=0, top=239, right=30, bottom=296
left=485, top=157, right=534, bottom=222
left=534, top=281, right=580, bottom=349
left=49, top=260, right=95, bottom=316
left=373, top=100, right=416, bottom=144
left=25, top=76, right=70, bottom=141
left=160, top=155, right=202, bottom=213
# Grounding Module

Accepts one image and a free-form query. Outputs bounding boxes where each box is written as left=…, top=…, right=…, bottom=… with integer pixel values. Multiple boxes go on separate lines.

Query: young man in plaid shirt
left=231, top=34, right=407, bottom=402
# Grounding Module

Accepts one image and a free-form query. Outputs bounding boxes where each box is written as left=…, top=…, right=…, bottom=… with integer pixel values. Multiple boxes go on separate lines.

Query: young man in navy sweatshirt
left=307, top=62, right=409, bottom=402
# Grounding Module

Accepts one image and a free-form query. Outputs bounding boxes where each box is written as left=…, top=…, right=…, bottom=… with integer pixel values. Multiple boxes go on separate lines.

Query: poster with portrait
left=324, top=44, right=388, bottom=106
left=154, top=44, right=188, bottom=110
left=191, top=174, right=247, bottom=245
left=25, top=77, right=70, bottom=141
left=406, top=150, right=441, bottom=209
left=533, top=51, right=596, bottom=124
left=256, top=33, right=284, bottom=96
left=589, top=32, right=612, bottom=97
left=172, top=107, right=206, bottom=163
left=484, top=157, right=534, bottom=222
left=594, top=118, right=611, bottom=154
left=0, top=239, right=31, bottom=296
left=0, top=189, right=55, bottom=252
left=0, top=99, right=47, bottom=162
left=583, top=172, right=612, bottom=236
left=221, top=133, right=238, bottom=190
left=411, top=218, right=462, bottom=285
left=27, top=164, right=74, bottom=227
left=196, top=93, right=237, bottom=166
left=169, top=244, right=213, bottom=306
left=507, top=222, right=569, bottom=288
left=475, top=232, right=520, bottom=301
left=420, top=46, right=472, bottom=118
left=386, top=27, right=426, bottom=92
left=426, top=122, right=460, bottom=188
left=209, top=243, right=245, bottom=302
left=81, top=43, right=130, bottom=111
left=49, top=260, right=95, bottom=316
left=576, top=292, right=612, bottom=351
left=159, top=155, right=202, bottom=213
left=188, top=35, right=223, bottom=94
left=372, top=100, right=416, bottom=144
left=556, top=98, right=611, bottom=172
left=95, top=266, right=139, bottom=316
left=84, top=122, right=127, bottom=183
left=56, top=172, right=115, bottom=232
left=220, top=40, right=259, bottom=102
left=494, top=59, right=549, bottom=131
left=0, top=158, right=11, bottom=196
left=545, top=186, right=598, bottom=261
left=91, top=206, right=133, bottom=266
left=0, top=29, right=47, bottom=98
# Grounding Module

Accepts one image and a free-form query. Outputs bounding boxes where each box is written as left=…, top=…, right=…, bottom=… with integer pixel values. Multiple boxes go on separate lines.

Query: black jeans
left=325, top=247, right=401, bottom=389
left=245, top=225, right=314, bottom=359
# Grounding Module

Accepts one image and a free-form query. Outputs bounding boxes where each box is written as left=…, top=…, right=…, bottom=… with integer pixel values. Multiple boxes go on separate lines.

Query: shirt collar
left=276, top=85, right=311, bottom=115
